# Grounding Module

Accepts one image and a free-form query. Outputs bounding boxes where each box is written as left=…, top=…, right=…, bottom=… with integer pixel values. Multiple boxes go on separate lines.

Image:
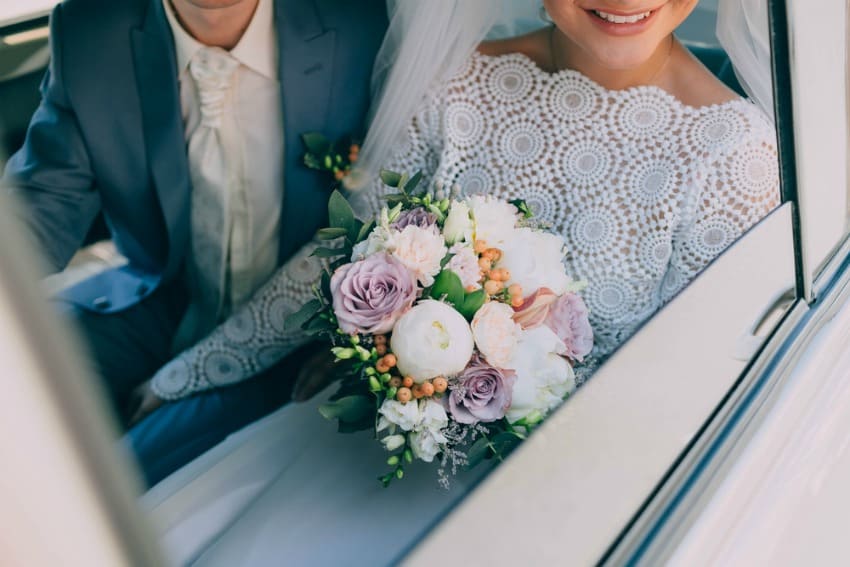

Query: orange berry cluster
left=394, top=376, right=449, bottom=404
left=333, top=143, right=360, bottom=181
left=473, top=239, right=524, bottom=308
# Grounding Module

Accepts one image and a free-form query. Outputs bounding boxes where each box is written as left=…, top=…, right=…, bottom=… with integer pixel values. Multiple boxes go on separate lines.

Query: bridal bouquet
left=287, top=170, right=593, bottom=487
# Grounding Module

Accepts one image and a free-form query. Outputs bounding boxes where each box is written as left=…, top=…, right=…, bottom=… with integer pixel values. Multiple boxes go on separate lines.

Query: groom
left=1, top=0, right=386, bottom=485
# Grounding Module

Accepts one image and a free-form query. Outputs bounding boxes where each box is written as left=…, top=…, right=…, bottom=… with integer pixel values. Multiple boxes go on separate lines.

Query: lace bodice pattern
left=152, top=51, right=780, bottom=400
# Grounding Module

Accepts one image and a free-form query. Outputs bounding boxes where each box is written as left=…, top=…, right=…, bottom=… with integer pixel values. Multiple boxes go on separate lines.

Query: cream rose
left=391, top=300, right=475, bottom=382
left=471, top=301, right=521, bottom=368
left=499, top=228, right=572, bottom=296
left=391, top=225, right=447, bottom=286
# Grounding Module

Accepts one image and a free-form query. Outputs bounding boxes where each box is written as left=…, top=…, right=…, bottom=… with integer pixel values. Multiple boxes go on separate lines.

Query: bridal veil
left=356, top=0, right=775, bottom=185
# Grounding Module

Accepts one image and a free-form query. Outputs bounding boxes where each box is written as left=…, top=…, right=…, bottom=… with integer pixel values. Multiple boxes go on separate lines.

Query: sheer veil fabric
left=359, top=0, right=774, bottom=187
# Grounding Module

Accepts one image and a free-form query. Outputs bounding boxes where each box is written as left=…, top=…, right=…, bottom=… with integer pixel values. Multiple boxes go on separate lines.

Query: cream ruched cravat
left=176, top=46, right=251, bottom=347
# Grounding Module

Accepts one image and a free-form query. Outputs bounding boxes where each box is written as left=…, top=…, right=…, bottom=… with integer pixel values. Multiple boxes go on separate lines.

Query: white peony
left=351, top=224, right=396, bottom=261
left=446, top=243, right=482, bottom=290
left=471, top=301, right=521, bottom=368
left=418, top=398, right=449, bottom=431
left=391, top=300, right=475, bottom=382
left=443, top=200, right=474, bottom=245
left=499, top=227, right=572, bottom=296
left=505, top=325, right=576, bottom=424
left=391, top=225, right=447, bottom=286
left=468, top=195, right=520, bottom=247
left=377, top=399, right=421, bottom=432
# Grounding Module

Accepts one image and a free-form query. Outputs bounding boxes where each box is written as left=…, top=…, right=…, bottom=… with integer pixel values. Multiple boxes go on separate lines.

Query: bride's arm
left=151, top=108, right=444, bottom=400
left=665, top=111, right=780, bottom=301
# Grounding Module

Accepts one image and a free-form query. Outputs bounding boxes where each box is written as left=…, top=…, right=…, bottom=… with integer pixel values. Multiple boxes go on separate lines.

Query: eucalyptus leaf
left=465, top=437, right=492, bottom=470
left=403, top=170, right=424, bottom=195
left=285, top=299, right=322, bottom=331
left=302, top=132, right=331, bottom=156
left=356, top=220, right=376, bottom=243
left=303, top=154, right=322, bottom=170
left=490, top=431, right=523, bottom=458
left=311, top=247, right=345, bottom=259
left=317, top=227, right=348, bottom=240
left=328, top=190, right=358, bottom=237
left=319, top=395, right=374, bottom=424
left=380, top=170, right=403, bottom=188
left=429, top=270, right=465, bottom=308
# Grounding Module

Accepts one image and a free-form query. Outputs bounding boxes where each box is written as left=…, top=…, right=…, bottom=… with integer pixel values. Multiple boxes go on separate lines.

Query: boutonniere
left=301, top=132, right=360, bottom=188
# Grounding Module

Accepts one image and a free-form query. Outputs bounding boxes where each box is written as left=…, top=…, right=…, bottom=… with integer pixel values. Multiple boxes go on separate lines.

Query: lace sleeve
left=663, top=108, right=781, bottom=302
left=151, top=95, right=445, bottom=401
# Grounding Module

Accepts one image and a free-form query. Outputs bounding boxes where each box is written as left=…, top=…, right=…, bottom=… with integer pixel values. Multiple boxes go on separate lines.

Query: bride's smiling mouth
left=584, top=5, right=664, bottom=36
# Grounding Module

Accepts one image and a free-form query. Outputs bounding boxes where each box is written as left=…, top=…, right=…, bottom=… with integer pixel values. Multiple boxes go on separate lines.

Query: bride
left=143, top=0, right=779, bottom=565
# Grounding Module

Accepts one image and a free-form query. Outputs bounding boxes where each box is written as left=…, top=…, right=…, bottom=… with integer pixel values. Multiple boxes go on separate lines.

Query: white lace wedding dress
left=142, top=52, right=780, bottom=566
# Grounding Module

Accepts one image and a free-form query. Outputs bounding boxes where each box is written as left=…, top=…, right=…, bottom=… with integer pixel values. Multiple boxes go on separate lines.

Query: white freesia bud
left=443, top=200, right=473, bottom=245
left=381, top=434, right=406, bottom=452
left=471, top=302, right=521, bottom=368
left=391, top=300, right=475, bottom=382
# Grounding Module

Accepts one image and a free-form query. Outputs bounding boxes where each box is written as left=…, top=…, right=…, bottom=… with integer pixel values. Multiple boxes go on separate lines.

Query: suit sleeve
left=1, top=4, right=101, bottom=274
left=151, top=91, right=445, bottom=401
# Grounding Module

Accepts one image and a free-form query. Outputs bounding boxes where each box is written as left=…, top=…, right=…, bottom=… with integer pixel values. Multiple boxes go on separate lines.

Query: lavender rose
left=448, top=355, right=517, bottom=424
left=331, top=253, right=418, bottom=335
left=545, top=292, right=594, bottom=362
left=391, top=207, right=438, bottom=230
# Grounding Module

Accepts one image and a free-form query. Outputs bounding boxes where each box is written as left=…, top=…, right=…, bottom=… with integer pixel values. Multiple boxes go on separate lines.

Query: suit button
left=137, top=283, right=150, bottom=296
left=93, top=297, right=111, bottom=310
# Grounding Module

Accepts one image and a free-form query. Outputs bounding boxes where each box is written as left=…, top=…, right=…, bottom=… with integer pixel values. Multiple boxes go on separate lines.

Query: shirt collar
left=162, top=0, right=279, bottom=81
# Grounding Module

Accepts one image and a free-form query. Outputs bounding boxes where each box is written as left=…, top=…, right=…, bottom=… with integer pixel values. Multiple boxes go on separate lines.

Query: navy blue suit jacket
left=2, top=0, right=387, bottom=314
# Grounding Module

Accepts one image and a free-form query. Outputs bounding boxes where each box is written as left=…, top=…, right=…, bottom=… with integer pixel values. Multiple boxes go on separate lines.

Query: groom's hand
left=126, top=379, right=165, bottom=428
left=293, top=349, right=338, bottom=402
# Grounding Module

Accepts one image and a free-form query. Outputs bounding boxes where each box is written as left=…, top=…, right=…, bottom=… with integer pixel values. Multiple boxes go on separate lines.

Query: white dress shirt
left=162, top=0, right=284, bottom=316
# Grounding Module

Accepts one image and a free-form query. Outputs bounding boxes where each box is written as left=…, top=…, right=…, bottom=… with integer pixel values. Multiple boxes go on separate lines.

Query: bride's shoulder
left=477, top=28, right=553, bottom=70
left=668, top=44, right=742, bottom=109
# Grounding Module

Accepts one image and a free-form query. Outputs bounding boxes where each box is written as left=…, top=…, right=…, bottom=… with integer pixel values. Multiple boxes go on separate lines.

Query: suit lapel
left=276, top=0, right=337, bottom=263
left=131, top=0, right=192, bottom=278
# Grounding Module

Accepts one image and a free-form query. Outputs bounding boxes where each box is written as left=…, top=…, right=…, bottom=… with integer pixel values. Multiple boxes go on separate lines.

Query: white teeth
left=593, top=9, right=651, bottom=24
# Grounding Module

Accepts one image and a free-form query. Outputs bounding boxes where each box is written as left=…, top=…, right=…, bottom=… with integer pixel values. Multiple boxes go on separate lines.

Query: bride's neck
left=550, top=29, right=675, bottom=91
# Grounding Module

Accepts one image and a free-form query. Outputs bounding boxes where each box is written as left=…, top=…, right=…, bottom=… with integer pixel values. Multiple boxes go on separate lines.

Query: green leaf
left=459, top=289, right=487, bottom=320
left=380, top=170, right=403, bottom=188
left=338, top=417, right=374, bottom=434
left=317, top=227, right=348, bottom=240
left=465, top=437, right=492, bottom=470
left=402, top=170, right=424, bottom=195
left=321, top=271, right=332, bottom=298
left=311, top=247, right=345, bottom=259
left=509, top=199, right=534, bottom=219
left=318, top=395, right=373, bottom=424
left=356, top=220, right=376, bottom=244
left=285, top=299, right=322, bottom=331
left=328, top=190, right=358, bottom=238
left=382, top=193, right=407, bottom=205
left=429, top=270, right=465, bottom=308
left=302, top=132, right=331, bottom=156
left=490, top=431, right=524, bottom=458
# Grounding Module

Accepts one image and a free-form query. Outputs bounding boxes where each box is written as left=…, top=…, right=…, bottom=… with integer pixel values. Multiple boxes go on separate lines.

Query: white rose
left=443, top=200, right=473, bottom=245
left=471, top=301, right=521, bottom=368
left=446, top=244, right=482, bottom=290
left=377, top=399, right=421, bottom=432
left=499, top=227, right=572, bottom=296
left=391, top=300, right=475, bottom=382
left=351, top=225, right=396, bottom=261
left=505, top=326, right=576, bottom=424
left=391, top=225, right=447, bottom=286
left=468, top=195, right=520, bottom=246
left=381, top=434, right=406, bottom=452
